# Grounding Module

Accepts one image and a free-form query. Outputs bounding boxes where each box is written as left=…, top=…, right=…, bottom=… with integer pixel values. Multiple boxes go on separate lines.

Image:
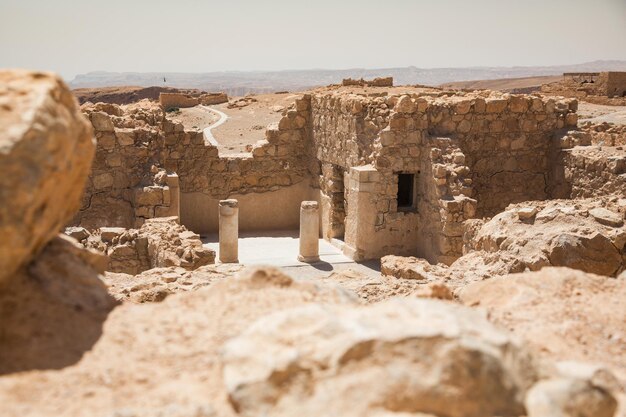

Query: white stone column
left=298, top=201, right=320, bottom=263
left=219, top=199, right=239, bottom=263
left=166, top=173, right=180, bottom=223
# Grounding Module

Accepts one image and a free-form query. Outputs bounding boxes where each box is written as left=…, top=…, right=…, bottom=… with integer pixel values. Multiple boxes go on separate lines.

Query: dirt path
left=210, top=93, right=301, bottom=153
left=167, top=106, right=219, bottom=130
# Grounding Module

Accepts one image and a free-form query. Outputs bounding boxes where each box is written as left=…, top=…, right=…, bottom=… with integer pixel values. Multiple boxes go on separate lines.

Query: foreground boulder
left=460, top=267, right=626, bottom=415
left=0, top=267, right=357, bottom=416
left=0, top=70, right=94, bottom=283
left=526, top=377, right=617, bottom=417
left=222, top=298, right=539, bottom=417
left=0, top=234, right=115, bottom=374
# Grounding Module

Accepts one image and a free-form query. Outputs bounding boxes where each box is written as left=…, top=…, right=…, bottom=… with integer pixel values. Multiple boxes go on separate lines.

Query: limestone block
left=115, top=128, right=135, bottom=146
left=90, top=111, right=115, bottom=132
left=589, top=207, right=623, bottom=227
left=92, top=171, right=114, bottom=189
left=0, top=71, right=95, bottom=283
left=395, top=95, right=415, bottom=113
left=100, top=227, right=126, bottom=243
left=517, top=207, right=538, bottom=220
left=509, top=96, right=529, bottom=113
left=565, top=113, right=578, bottom=127
left=98, top=132, right=116, bottom=150
left=485, top=98, right=508, bottom=113
left=134, top=186, right=163, bottom=206
left=454, top=99, right=472, bottom=115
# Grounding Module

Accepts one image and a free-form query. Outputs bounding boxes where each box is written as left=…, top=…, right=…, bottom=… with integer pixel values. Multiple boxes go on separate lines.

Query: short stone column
left=298, top=201, right=320, bottom=263
left=219, top=199, right=239, bottom=263
left=166, top=173, right=180, bottom=223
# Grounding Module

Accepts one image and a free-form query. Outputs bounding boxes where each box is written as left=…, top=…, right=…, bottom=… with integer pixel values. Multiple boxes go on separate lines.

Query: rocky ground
left=1, top=70, right=625, bottom=417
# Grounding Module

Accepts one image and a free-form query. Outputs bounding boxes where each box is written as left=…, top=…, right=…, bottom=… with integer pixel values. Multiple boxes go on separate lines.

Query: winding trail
left=199, top=105, right=229, bottom=146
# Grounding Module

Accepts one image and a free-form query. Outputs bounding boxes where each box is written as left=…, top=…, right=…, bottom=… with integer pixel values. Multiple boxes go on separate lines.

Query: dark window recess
left=397, top=173, right=414, bottom=208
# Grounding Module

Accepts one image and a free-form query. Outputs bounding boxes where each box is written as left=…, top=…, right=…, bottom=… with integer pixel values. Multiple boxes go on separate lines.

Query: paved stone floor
left=202, top=230, right=380, bottom=280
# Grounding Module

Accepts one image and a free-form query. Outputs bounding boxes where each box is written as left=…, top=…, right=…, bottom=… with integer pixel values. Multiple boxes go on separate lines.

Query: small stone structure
left=542, top=71, right=626, bottom=102
left=159, top=92, right=228, bottom=110
left=342, top=77, right=394, bottom=87
left=67, top=217, right=215, bottom=275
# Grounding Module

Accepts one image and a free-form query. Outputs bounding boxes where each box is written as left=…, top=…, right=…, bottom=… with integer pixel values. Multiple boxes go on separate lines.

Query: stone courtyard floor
left=201, top=230, right=381, bottom=280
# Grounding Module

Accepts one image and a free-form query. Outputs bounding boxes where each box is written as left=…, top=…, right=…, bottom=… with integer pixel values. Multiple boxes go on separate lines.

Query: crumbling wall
left=310, top=90, right=577, bottom=263
left=425, top=95, right=577, bottom=217
left=77, top=96, right=316, bottom=234
left=200, top=92, right=228, bottom=105
left=417, top=137, right=476, bottom=264
left=70, top=217, right=215, bottom=275
left=541, top=72, right=626, bottom=104
left=603, top=72, right=626, bottom=98
left=159, top=93, right=200, bottom=109
left=73, top=103, right=178, bottom=229
left=159, top=92, right=229, bottom=110
left=341, top=77, right=393, bottom=87
left=550, top=145, right=626, bottom=200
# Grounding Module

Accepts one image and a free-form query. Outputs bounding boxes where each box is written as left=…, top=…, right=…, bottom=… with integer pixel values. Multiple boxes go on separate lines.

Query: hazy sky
left=1, top=0, right=625, bottom=80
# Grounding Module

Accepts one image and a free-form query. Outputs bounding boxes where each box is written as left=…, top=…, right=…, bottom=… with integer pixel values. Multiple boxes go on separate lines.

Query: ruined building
left=69, top=82, right=619, bottom=266
left=542, top=71, right=626, bottom=99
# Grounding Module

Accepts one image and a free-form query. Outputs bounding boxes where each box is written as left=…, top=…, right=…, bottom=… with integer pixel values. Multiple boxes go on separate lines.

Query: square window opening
left=397, top=173, right=415, bottom=210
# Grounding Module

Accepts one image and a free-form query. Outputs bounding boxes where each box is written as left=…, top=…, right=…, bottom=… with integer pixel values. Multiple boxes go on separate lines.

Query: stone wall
left=550, top=146, right=626, bottom=200
left=426, top=95, right=577, bottom=217
left=69, top=217, right=215, bottom=275
left=200, top=92, right=229, bottom=105
left=75, top=96, right=315, bottom=234
left=160, top=93, right=200, bottom=109
left=341, top=77, right=393, bottom=87
left=601, top=72, right=626, bottom=98
left=73, top=102, right=179, bottom=229
left=310, top=90, right=576, bottom=263
left=541, top=72, right=626, bottom=104
left=159, top=92, right=229, bottom=110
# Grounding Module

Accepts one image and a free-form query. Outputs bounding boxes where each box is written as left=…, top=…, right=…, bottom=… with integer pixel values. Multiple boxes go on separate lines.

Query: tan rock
left=0, top=70, right=94, bottom=284
left=517, top=206, right=538, bottom=220
left=589, top=207, right=624, bottom=227
left=222, top=298, right=538, bottom=417
left=525, top=378, right=617, bottom=417
left=460, top=267, right=626, bottom=406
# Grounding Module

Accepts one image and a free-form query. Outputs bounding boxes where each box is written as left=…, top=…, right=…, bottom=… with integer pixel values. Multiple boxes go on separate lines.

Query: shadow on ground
left=0, top=238, right=117, bottom=375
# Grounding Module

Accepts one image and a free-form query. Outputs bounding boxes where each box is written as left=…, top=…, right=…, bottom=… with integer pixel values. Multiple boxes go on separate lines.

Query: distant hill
left=69, top=60, right=626, bottom=95
left=440, top=75, right=563, bottom=93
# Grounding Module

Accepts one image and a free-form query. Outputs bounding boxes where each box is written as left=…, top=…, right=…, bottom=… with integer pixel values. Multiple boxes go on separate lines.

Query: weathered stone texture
left=0, top=70, right=95, bottom=283
left=159, top=92, right=228, bottom=110
left=223, top=298, right=539, bottom=417
left=74, top=95, right=313, bottom=231
left=72, top=216, right=215, bottom=275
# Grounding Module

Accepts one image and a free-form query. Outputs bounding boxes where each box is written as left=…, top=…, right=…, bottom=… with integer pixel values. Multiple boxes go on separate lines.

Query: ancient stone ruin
left=542, top=71, right=626, bottom=103
left=1, top=70, right=625, bottom=417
